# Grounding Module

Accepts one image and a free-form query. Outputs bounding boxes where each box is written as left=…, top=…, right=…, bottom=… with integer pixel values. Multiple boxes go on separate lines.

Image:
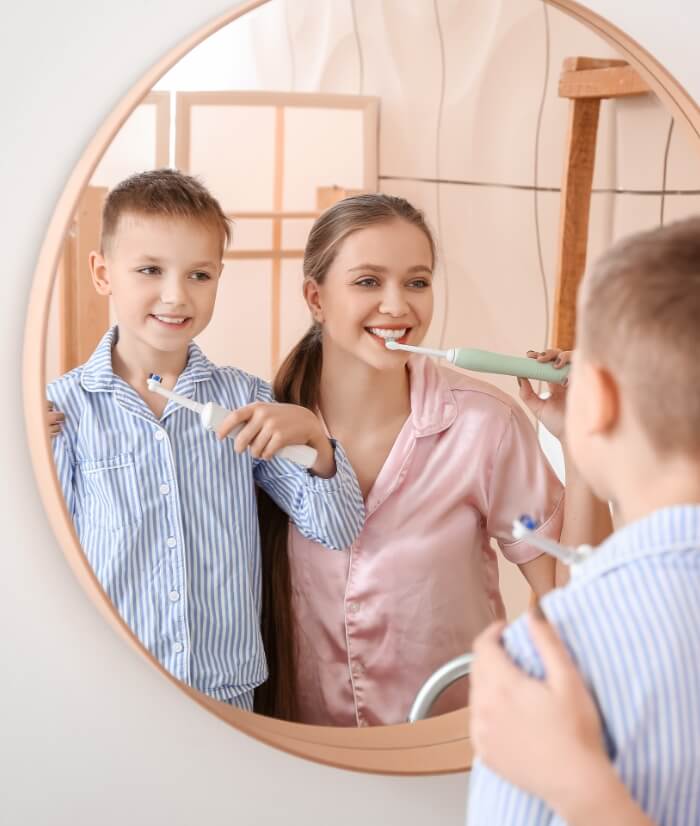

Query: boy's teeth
left=155, top=315, right=186, bottom=324
left=369, top=327, right=407, bottom=340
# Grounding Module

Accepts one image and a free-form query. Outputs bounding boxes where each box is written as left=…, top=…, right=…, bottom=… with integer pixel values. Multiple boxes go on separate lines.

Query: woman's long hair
left=254, top=194, right=436, bottom=720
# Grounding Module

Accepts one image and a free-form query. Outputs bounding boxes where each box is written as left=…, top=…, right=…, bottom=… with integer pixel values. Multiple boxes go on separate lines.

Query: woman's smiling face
left=305, top=219, right=435, bottom=371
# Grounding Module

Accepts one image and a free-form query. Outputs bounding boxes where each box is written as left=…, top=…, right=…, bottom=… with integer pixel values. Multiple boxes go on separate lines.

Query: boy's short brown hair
left=578, top=216, right=700, bottom=455
left=100, top=168, right=231, bottom=254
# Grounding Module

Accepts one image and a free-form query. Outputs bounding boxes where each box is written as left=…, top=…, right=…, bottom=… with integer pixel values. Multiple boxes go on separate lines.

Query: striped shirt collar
left=574, top=504, right=700, bottom=584
left=80, top=326, right=216, bottom=423
left=80, top=326, right=215, bottom=393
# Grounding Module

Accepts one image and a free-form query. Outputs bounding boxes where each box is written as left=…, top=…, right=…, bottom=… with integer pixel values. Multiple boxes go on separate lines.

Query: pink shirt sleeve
left=486, top=402, right=564, bottom=564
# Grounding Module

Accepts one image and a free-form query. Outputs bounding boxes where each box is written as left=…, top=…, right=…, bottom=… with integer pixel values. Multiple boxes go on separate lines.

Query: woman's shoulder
left=435, top=362, right=520, bottom=421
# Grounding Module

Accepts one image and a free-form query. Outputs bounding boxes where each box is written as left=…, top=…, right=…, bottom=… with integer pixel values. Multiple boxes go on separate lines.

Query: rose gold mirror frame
left=23, top=0, right=700, bottom=775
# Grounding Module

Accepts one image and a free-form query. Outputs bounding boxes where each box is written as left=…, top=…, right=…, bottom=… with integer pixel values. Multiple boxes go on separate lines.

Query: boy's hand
left=518, top=349, right=571, bottom=440
left=470, top=610, right=608, bottom=814
left=47, top=401, right=65, bottom=439
left=216, top=402, right=336, bottom=478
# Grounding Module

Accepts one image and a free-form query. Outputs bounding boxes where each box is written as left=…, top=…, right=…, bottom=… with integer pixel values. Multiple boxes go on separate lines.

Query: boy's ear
left=586, top=362, right=620, bottom=436
left=303, top=279, right=324, bottom=323
left=90, top=251, right=112, bottom=296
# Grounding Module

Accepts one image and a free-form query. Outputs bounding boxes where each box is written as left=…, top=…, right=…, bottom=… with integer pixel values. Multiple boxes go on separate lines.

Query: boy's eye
left=190, top=271, right=212, bottom=282
left=138, top=266, right=161, bottom=276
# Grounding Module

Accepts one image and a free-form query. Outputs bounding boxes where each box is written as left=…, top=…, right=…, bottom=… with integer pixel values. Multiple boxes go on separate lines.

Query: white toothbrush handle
left=274, top=444, right=318, bottom=468
left=200, top=403, right=318, bottom=469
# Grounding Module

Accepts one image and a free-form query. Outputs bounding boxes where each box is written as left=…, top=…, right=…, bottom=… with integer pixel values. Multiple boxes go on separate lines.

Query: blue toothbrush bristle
left=519, top=514, right=538, bottom=530
left=149, top=373, right=162, bottom=383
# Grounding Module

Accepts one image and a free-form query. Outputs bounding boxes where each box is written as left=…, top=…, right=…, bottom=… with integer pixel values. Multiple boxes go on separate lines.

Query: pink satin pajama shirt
left=289, top=355, right=564, bottom=726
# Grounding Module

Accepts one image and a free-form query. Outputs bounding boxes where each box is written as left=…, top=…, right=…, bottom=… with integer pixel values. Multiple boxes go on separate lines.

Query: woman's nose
left=378, top=286, right=409, bottom=316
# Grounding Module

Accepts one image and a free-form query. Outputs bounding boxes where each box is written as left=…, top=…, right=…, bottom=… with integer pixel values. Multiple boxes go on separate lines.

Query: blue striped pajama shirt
left=468, top=505, right=700, bottom=825
left=47, top=327, right=365, bottom=704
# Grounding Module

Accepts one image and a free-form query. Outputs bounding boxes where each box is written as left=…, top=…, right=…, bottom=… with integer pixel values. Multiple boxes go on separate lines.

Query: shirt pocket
left=78, top=452, right=143, bottom=530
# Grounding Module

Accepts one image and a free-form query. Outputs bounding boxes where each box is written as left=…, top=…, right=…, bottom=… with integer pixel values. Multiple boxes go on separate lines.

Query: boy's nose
left=160, top=277, right=187, bottom=305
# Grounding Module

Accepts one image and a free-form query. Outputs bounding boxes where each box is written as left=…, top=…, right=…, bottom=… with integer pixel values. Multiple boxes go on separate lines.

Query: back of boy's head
left=100, top=168, right=231, bottom=254
left=579, top=216, right=700, bottom=456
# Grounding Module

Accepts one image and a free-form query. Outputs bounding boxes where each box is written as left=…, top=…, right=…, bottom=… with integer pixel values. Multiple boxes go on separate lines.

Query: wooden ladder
left=552, top=57, right=651, bottom=349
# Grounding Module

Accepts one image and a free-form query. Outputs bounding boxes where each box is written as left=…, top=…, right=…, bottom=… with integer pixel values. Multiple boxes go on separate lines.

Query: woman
left=251, top=194, right=610, bottom=724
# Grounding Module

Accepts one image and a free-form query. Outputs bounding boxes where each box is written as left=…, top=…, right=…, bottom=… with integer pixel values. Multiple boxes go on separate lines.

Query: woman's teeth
left=368, top=327, right=407, bottom=340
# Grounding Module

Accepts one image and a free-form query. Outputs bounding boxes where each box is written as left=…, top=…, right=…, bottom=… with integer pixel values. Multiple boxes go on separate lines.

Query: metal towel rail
left=407, top=653, right=474, bottom=722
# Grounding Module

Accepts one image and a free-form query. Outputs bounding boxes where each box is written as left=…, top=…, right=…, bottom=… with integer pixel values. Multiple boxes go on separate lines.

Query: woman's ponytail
left=254, top=326, right=323, bottom=720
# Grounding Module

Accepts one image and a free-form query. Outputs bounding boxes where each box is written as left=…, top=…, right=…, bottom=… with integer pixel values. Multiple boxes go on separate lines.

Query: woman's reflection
left=251, top=194, right=608, bottom=726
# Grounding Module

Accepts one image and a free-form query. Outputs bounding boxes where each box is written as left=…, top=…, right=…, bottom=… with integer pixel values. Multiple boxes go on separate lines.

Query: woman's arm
left=557, top=446, right=613, bottom=585
left=518, top=554, right=556, bottom=597
left=470, top=613, right=655, bottom=826
left=519, top=350, right=612, bottom=586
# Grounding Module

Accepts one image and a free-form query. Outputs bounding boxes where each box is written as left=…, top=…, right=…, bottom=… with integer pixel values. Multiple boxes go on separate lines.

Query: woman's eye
left=354, top=277, right=379, bottom=287
left=408, top=278, right=431, bottom=289
left=190, top=271, right=211, bottom=282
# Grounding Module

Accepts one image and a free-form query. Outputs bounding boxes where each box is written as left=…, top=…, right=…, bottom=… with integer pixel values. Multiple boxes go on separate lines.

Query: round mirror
left=26, top=0, right=700, bottom=773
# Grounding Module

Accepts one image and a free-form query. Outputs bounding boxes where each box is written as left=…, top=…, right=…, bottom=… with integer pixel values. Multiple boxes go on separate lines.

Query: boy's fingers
left=473, top=620, right=507, bottom=652
left=232, top=419, right=262, bottom=453
left=249, top=427, right=275, bottom=459
left=526, top=610, right=576, bottom=690
left=216, top=406, right=252, bottom=439
left=472, top=622, right=521, bottom=685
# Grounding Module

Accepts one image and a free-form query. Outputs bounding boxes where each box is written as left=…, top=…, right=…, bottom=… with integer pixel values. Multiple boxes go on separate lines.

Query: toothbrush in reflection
left=385, top=340, right=570, bottom=384
left=512, top=515, right=593, bottom=567
left=146, top=375, right=318, bottom=468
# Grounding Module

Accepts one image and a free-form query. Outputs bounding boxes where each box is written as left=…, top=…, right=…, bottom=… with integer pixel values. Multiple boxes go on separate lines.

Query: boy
left=468, top=217, right=700, bottom=825
left=48, top=169, right=364, bottom=710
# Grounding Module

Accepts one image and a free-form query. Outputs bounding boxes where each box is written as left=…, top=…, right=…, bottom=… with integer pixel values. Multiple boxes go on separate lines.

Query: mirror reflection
left=44, top=0, right=700, bottom=727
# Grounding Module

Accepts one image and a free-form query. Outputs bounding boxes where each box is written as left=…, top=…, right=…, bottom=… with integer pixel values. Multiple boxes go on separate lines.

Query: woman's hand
left=517, top=349, right=570, bottom=440
left=216, top=402, right=335, bottom=477
left=47, top=401, right=64, bottom=438
left=470, top=611, right=653, bottom=825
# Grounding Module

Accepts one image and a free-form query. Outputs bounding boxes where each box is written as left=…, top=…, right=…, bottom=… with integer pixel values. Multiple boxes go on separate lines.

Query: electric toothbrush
left=146, top=375, right=318, bottom=469
left=385, top=340, right=570, bottom=384
left=512, top=515, right=593, bottom=568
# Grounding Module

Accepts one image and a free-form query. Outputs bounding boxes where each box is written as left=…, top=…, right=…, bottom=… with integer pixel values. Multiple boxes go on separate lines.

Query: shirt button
left=168, top=590, right=180, bottom=602
left=173, top=642, right=184, bottom=654
left=154, top=430, right=165, bottom=441
left=167, top=537, right=177, bottom=548
left=159, top=483, right=170, bottom=495
left=347, top=602, right=359, bottom=614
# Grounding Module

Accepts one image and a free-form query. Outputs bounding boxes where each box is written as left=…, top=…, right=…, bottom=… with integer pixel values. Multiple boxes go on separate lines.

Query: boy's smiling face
left=90, top=211, right=223, bottom=361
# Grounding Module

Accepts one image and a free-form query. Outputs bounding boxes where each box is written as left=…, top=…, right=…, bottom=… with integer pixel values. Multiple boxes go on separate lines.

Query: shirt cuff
left=302, top=438, right=357, bottom=494
left=499, top=490, right=566, bottom=564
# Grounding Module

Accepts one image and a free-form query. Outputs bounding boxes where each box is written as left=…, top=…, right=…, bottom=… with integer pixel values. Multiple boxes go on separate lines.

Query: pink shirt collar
left=406, top=355, right=458, bottom=437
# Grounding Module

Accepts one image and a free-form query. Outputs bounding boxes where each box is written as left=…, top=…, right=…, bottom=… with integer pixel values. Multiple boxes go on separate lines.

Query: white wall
left=2, top=2, right=699, bottom=825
